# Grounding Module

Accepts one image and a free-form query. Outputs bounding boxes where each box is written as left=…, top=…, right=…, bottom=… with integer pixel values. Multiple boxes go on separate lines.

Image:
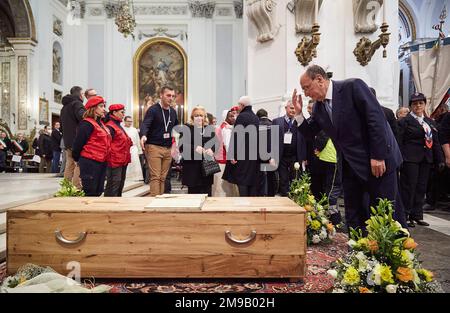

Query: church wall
left=248, top=0, right=400, bottom=118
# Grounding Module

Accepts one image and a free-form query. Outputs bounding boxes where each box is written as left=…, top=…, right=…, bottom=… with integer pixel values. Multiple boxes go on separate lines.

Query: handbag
left=201, top=155, right=221, bottom=177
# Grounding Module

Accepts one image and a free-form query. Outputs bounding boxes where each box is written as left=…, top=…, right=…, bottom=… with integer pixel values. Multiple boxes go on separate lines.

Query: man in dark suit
left=369, top=87, right=398, bottom=139
left=272, top=101, right=307, bottom=196
left=292, top=65, right=407, bottom=231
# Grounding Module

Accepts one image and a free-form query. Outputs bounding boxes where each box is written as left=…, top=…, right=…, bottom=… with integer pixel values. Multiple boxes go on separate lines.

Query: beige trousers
left=145, top=144, right=172, bottom=196
left=64, top=149, right=81, bottom=189
left=212, top=164, right=239, bottom=197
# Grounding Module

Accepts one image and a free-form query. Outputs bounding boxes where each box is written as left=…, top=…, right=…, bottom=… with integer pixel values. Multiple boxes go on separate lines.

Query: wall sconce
left=353, top=22, right=390, bottom=66
left=295, top=23, right=321, bottom=66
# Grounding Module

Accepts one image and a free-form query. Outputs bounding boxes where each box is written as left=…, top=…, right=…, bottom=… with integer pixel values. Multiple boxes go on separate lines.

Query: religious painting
left=39, top=97, right=49, bottom=126
left=54, top=89, right=62, bottom=104
left=134, top=38, right=187, bottom=127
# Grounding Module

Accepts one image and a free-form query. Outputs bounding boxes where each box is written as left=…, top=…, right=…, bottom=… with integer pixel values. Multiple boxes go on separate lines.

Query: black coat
left=438, top=112, right=450, bottom=145
left=398, top=114, right=444, bottom=164
left=60, top=95, right=86, bottom=149
left=381, top=106, right=399, bottom=139
left=51, top=128, right=63, bottom=152
left=222, top=106, right=261, bottom=186
left=272, top=116, right=307, bottom=162
left=11, top=139, right=29, bottom=155
left=38, top=134, right=53, bottom=160
left=180, top=124, right=216, bottom=187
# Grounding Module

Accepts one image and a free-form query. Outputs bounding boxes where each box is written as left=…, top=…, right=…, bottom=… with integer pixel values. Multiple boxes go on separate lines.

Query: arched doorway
left=133, top=37, right=188, bottom=128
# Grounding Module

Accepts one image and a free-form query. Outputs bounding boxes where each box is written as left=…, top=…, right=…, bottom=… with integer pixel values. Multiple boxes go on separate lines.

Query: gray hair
left=305, top=65, right=329, bottom=81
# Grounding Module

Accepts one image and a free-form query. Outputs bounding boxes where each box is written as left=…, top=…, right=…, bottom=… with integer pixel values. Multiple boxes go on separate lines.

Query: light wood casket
left=7, top=197, right=306, bottom=280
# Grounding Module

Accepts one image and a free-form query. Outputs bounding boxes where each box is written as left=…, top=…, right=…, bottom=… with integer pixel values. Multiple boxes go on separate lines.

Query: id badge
left=284, top=132, right=293, bottom=144
left=163, top=133, right=170, bottom=139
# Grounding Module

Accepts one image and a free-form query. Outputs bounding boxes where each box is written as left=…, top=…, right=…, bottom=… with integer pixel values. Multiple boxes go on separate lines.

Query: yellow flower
left=308, top=195, right=316, bottom=204
left=342, top=267, right=360, bottom=286
left=311, top=220, right=321, bottom=231
left=401, top=250, right=414, bottom=267
left=359, top=287, right=371, bottom=293
left=403, top=238, right=418, bottom=250
left=310, top=211, right=317, bottom=219
left=396, top=267, right=414, bottom=282
left=417, top=269, right=434, bottom=282
left=380, top=265, right=394, bottom=284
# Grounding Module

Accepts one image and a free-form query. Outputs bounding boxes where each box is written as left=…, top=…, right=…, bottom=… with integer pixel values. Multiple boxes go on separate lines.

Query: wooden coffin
left=7, top=197, right=306, bottom=280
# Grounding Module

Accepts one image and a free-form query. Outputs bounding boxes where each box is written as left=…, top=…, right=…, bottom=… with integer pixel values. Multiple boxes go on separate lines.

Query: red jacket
left=80, top=117, right=111, bottom=163
left=106, top=117, right=132, bottom=168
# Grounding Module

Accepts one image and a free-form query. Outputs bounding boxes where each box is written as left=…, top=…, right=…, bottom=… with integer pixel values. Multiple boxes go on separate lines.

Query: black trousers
left=311, top=158, right=342, bottom=206
left=104, top=165, right=128, bottom=197
left=278, top=155, right=297, bottom=196
left=400, top=161, right=431, bottom=220
left=188, top=185, right=212, bottom=197
left=238, top=184, right=260, bottom=197
left=79, top=157, right=107, bottom=197
left=342, top=159, right=407, bottom=232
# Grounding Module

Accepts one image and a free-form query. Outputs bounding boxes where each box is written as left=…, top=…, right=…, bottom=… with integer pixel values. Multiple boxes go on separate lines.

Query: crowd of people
left=1, top=65, right=449, bottom=234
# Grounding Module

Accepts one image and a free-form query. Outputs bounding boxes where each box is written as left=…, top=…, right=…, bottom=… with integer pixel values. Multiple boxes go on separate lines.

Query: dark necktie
left=324, top=99, right=332, bottom=123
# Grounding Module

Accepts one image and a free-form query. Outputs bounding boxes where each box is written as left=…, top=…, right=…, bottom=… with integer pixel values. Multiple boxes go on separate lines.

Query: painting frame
left=133, top=37, right=188, bottom=128
left=39, top=97, right=49, bottom=126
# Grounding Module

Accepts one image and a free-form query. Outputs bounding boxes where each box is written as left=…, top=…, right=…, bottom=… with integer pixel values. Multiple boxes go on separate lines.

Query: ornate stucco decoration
left=247, top=0, right=281, bottom=43
left=291, top=0, right=323, bottom=34
left=188, top=1, right=216, bottom=18
left=353, top=0, right=383, bottom=33
left=234, top=1, right=243, bottom=18
left=138, top=27, right=188, bottom=41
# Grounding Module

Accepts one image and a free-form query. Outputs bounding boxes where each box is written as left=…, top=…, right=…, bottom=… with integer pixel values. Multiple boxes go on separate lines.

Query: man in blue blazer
left=292, top=65, right=407, bottom=231
left=272, top=101, right=307, bottom=196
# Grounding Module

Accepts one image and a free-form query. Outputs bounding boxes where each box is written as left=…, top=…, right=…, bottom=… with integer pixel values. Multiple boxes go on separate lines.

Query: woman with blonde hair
left=179, top=106, right=217, bottom=196
left=72, top=96, right=111, bottom=196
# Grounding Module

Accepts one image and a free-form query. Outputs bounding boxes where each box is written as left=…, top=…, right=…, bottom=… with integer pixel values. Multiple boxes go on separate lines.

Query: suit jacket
left=272, top=116, right=306, bottom=162
left=397, top=114, right=444, bottom=164
left=381, top=106, right=398, bottom=139
left=298, top=78, right=402, bottom=181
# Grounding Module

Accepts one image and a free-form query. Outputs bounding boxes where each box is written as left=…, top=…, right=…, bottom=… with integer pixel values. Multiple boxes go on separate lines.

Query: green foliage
left=55, top=179, right=85, bottom=197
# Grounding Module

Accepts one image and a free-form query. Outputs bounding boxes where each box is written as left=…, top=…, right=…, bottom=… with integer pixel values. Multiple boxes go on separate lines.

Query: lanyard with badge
left=161, top=104, right=171, bottom=139
left=284, top=118, right=293, bottom=144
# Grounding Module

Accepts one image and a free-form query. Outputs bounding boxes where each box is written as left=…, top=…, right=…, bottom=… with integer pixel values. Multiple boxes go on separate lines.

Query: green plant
left=55, top=179, right=85, bottom=197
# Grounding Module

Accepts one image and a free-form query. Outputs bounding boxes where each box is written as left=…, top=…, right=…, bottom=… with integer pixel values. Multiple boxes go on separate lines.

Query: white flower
left=312, top=235, right=321, bottom=244
left=386, top=284, right=398, bottom=293
left=355, top=252, right=367, bottom=261
left=372, top=264, right=382, bottom=285
left=321, top=218, right=328, bottom=225
left=332, top=288, right=345, bottom=293
left=366, top=271, right=375, bottom=286
left=319, top=230, right=327, bottom=240
left=327, top=269, right=338, bottom=279
left=294, top=162, right=301, bottom=170
left=348, top=239, right=357, bottom=247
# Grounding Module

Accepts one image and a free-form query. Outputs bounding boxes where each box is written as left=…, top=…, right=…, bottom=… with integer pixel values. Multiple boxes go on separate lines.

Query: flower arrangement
left=289, top=167, right=336, bottom=245
left=327, top=199, right=442, bottom=293
left=55, top=179, right=85, bottom=197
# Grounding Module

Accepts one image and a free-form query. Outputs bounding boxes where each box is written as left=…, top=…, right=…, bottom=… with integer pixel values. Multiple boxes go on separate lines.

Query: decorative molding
left=138, top=27, right=188, bottom=41
left=1, top=63, right=11, bottom=123
left=217, top=7, right=232, bottom=16
left=58, top=0, right=69, bottom=7
left=89, top=7, right=104, bottom=17
left=353, top=0, right=383, bottom=33
left=399, top=0, right=416, bottom=40
left=247, top=0, right=280, bottom=43
left=18, top=56, right=27, bottom=130
left=134, top=5, right=188, bottom=16
left=188, top=1, right=216, bottom=18
left=234, top=1, right=243, bottom=18
left=292, top=0, right=323, bottom=34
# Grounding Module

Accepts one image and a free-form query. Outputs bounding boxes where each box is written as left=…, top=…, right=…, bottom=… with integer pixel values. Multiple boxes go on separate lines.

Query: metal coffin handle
left=225, top=230, right=257, bottom=245
left=55, top=229, right=87, bottom=245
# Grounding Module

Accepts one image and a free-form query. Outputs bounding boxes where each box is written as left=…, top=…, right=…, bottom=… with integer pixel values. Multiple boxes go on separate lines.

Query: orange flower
left=368, top=240, right=379, bottom=252
left=327, top=223, right=334, bottom=232
left=359, top=287, right=371, bottom=293
left=403, top=238, right=418, bottom=250
left=304, top=204, right=313, bottom=212
left=396, top=267, right=414, bottom=282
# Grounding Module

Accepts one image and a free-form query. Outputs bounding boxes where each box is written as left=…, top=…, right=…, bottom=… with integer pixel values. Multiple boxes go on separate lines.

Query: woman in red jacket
left=72, top=96, right=111, bottom=196
left=104, top=104, right=132, bottom=196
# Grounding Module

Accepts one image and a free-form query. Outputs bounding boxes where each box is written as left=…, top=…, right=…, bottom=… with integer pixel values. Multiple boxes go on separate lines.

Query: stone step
left=122, top=185, right=150, bottom=197
left=0, top=233, right=5, bottom=262
left=122, top=181, right=144, bottom=193
left=0, top=212, right=5, bottom=234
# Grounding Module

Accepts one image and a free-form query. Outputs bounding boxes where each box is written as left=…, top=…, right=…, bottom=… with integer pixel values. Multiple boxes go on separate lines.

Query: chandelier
left=104, top=0, right=136, bottom=39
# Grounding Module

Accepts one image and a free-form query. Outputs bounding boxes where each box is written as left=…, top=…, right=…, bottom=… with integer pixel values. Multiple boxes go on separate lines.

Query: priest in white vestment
left=123, top=116, right=144, bottom=182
